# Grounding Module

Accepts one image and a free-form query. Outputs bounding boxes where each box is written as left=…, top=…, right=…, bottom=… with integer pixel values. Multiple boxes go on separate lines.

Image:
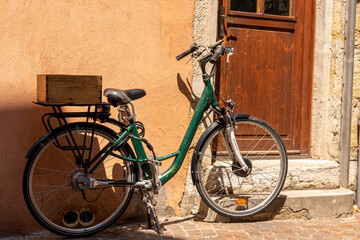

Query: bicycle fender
left=233, top=113, right=250, bottom=119
left=25, top=132, right=52, bottom=158
left=190, top=120, right=223, bottom=185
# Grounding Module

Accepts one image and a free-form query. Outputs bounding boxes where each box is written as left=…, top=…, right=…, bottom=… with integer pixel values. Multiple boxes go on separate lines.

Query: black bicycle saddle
left=104, top=88, right=146, bottom=106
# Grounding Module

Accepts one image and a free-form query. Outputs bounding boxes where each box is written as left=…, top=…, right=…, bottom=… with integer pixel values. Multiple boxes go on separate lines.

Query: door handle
left=222, top=15, right=237, bottom=22
left=218, top=6, right=236, bottom=38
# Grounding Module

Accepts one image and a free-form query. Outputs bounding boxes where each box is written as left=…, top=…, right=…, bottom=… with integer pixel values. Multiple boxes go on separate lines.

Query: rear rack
left=34, top=102, right=111, bottom=132
left=34, top=102, right=114, bottom=168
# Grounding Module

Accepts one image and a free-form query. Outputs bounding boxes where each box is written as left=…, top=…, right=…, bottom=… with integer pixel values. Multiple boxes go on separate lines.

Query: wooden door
left=218, top=0, right=315, bottom=154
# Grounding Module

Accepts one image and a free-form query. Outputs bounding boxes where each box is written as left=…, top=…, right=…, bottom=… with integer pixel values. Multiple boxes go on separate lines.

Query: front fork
left=222, top=104, right=250, bottom=173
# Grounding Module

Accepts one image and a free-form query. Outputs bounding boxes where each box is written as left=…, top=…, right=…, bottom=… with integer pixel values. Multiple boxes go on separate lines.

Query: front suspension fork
left=222, top=113, right=250, bottom=173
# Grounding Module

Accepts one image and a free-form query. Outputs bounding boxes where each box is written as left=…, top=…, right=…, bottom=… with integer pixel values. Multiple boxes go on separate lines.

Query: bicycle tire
left=191, top=115, right=287, bottom=218
left=23, top=122, right=137, bottom=238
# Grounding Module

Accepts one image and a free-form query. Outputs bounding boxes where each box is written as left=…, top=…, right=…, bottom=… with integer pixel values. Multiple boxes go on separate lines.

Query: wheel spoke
left=49, top=143, right=77, bottom=169
left=37, top=183, right=70, bottom=205
left=34, top=167, right=69, bottom=175
left=44, top=192, right=78, bottom=217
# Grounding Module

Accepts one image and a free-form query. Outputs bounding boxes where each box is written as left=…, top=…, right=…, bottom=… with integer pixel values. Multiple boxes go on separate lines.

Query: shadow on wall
left=177, top=73, right=215, bottom=129
left=0, top=104, right=49, bottom=234
left=0, top=104, right=146, bottom=235
left=177, top=73, right=199, bottom=111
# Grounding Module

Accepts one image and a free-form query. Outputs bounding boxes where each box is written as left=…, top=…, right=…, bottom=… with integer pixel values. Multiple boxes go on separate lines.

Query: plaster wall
left=0, top=1, right=194, bottom=234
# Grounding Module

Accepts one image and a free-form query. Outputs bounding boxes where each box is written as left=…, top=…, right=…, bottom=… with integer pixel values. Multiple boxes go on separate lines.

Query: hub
left=232, top=158, right=252, bottom=177
left=67, top=169, right=91, bottom=191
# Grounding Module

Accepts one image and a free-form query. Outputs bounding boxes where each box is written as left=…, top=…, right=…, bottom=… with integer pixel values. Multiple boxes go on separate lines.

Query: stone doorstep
left=201, top=188, right=355, bottom=223
left=279, top=188, right=354, bottom=218
left=284, top=159, right=342, bottom=190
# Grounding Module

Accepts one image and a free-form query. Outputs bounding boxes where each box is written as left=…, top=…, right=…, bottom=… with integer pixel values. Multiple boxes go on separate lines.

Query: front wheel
left=192, top=116, right=287, bottom=218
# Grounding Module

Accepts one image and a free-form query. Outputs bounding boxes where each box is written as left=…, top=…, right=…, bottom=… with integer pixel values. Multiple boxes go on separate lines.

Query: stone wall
left=312, top=0, right=360, bottom=167
left=312, top=0, right=337, bottom=160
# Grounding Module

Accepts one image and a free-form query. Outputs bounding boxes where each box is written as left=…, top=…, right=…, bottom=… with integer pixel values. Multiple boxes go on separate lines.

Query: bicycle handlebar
left=176, top=40, right=232, bottom=64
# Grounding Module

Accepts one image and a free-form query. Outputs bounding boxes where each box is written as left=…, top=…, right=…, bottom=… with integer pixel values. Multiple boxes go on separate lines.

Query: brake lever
left=227, top=48, right=234, bottom=63
left=186, top=55, right=193, bottom=64
left=186, top=50, right=204, bottom=64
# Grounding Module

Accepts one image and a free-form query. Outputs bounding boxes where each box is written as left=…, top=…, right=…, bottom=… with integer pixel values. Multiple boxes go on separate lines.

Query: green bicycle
left=23, top=40, right=287, bottom=237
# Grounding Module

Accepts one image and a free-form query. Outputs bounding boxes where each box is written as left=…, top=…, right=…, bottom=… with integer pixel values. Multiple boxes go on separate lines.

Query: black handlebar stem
left=210, top=45, right=226, bottom=64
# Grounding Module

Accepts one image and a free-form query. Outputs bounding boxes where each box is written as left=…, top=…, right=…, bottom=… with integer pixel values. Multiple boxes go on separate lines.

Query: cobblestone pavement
left=3, top=214, right=360, bottom=240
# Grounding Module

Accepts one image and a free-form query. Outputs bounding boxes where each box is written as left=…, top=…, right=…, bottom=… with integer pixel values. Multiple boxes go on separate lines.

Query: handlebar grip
left=176, top=48, right=192, bottom=61
left=176, top=43, right=198, bottom=61
left=210, top=45, right=226, bottom=64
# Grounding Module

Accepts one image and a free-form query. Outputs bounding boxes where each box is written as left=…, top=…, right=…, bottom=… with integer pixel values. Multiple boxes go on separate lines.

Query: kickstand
left=146, top=201, right=163, bottom=234
left=142, top=191, right=163, bottom=234
left=147, top=207, right=152, bottom=229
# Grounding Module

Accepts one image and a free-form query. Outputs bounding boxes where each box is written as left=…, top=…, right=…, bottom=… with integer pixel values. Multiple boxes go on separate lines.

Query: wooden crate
left=37, top=75, right=102, bottom=105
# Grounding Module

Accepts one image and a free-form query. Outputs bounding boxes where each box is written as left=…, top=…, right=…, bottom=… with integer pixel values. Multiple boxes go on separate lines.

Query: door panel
left=218, top=0, right=315, bottom=154
left=226, top=28, right=293, bottom=135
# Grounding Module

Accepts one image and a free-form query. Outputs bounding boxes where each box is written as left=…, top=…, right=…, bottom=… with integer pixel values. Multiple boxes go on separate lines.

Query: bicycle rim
left=195, top=117, right=287, bottom=218
left=23, top=123, right=135, bottom=237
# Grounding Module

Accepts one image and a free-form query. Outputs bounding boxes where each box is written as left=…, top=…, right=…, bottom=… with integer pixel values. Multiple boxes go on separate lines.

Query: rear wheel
left=192, top=116, right=287, bottom=218
left=23, top=122, right=137, bottom=237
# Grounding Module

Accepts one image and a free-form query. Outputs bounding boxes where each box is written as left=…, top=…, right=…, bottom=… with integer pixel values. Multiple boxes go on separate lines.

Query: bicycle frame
left=88, top=75, right=218, bottom=186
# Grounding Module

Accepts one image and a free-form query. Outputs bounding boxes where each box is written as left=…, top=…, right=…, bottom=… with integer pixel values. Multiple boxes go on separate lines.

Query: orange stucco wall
left=0, top=1, right=194, bottom=234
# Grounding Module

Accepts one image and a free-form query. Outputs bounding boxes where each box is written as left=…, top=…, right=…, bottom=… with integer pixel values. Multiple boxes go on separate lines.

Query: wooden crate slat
left=37, top=74, right=102, bottom=105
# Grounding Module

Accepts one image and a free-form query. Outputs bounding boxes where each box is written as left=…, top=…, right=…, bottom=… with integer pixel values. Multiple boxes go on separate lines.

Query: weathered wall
left=311, top=0, right=336, bottom=160
left=0, top=0, right=194, bottom=234
left=311, top=0, right=360, bottom=189
left=312, top=0, right=360, bottom=163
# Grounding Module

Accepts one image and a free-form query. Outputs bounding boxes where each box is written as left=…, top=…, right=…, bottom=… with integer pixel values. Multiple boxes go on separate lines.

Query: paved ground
left=3, top=213, right=360, bottom=240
